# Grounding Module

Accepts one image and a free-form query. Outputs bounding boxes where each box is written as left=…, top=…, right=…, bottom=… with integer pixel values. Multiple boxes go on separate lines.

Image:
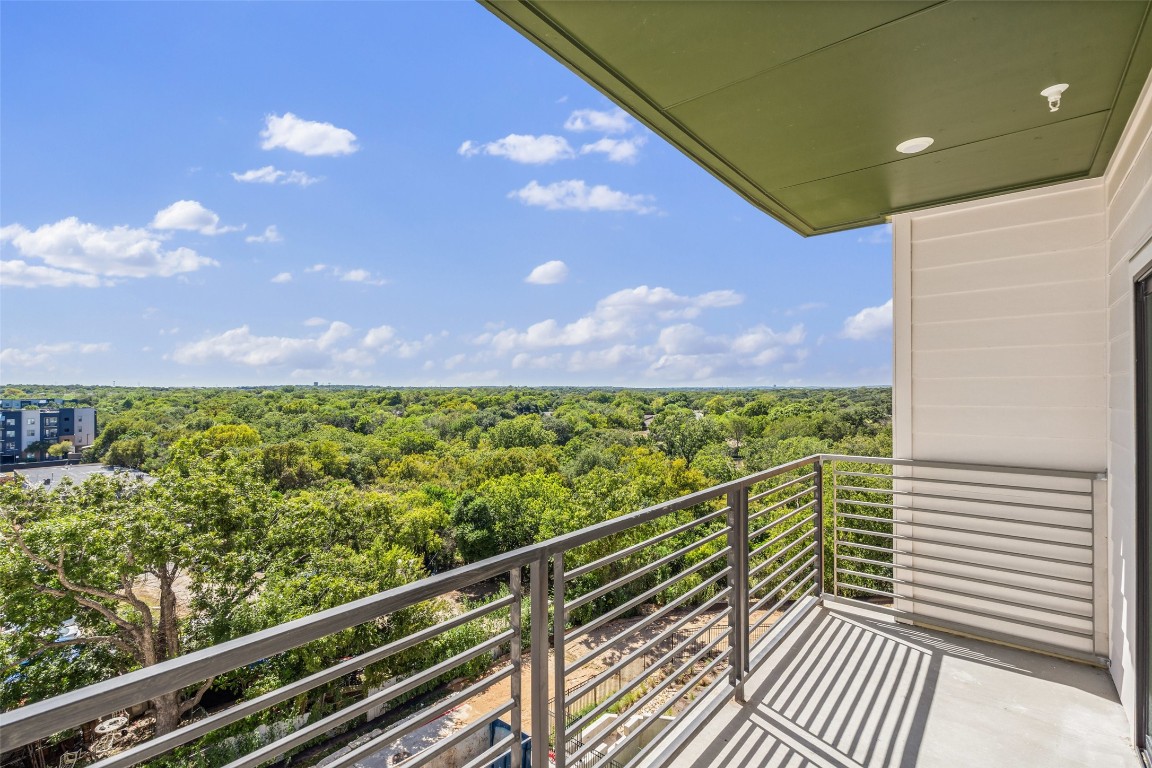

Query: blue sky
left=0, top=2, right=893, bottom=388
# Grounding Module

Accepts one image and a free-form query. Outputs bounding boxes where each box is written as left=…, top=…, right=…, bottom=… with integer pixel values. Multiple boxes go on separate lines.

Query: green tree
left=649, top=408, right=722, bottom=463
left=0, top=451, right=425, bottom=737
left=46, top=440, right=74, bottom=459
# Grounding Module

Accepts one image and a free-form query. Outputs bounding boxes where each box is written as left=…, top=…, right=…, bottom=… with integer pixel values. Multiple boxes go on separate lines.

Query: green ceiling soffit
left=481, top=0, right=1152, bottom=236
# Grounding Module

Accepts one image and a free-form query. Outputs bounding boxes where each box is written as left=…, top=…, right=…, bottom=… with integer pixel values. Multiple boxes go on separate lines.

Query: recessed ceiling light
left=1041, top=83, right=1069, bottom=112
left=896, top=137, right=934, bottom=154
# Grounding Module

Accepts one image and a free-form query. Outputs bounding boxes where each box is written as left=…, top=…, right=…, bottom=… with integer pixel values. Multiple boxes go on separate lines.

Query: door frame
left=1135, top=272, right=1152, bottom=766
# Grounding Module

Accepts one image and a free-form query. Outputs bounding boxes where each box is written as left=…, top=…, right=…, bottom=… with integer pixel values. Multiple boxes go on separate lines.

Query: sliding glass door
left=1136, top=274, right=1152, bottom=765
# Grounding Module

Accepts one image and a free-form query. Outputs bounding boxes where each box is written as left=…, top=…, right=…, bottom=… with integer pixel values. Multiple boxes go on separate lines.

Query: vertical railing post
left=814, top=458, right=825, bottom=597
left=552, top=552, right=566, bottom=768
left=530, top=554, right=549, bottom=768
left=726, top=484, right=749, bottom=703
left=509, top=567, right=523, bottom=768
left=831, top=458, right=840, bottom=598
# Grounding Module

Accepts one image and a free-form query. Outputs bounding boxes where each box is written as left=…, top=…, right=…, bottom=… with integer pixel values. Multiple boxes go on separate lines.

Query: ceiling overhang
left=481, top=1, right=1152, bottom=236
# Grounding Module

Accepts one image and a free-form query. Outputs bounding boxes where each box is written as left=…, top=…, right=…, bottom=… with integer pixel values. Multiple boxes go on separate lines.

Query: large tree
left=0, top=446, right=423, bottom=738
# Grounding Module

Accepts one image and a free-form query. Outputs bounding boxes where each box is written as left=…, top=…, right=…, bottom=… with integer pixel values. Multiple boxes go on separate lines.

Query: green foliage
left=2, top=383, right=891, bottom=733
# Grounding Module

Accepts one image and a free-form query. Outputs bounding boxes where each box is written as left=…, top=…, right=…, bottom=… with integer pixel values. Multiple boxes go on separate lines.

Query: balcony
left=1, top=455, right=1136, bottom=768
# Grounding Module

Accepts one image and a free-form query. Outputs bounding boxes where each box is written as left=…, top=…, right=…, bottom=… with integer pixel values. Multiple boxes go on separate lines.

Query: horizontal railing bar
left=8, top=451, right=1106, bottom=756
left=568, top=634, right=731, bottom=765
left=832, top=469, right=1093, bottom=497
left=834, top=526, right=1091, bottom=567
left=749, top=572, right=818, bottom=631
left=832, top=541, right=1093, bottom=585
left=83, top=596, right=514, bottom=768
left=834, top=513, right=1093, bottom=550
left=749, top=541, right=817, bottom=591
left=748, top=471, right=817, bottom=503
left=748, top=486, right=816, bottom=524
left=565, top=527, right=729, bottom=612
left=586, top=650, right=732, bottom=768
left=565, top=549, right=730, bottom=642
left=540, top=457, right=820, bottom=559
left=565, top=599, right=729, bottom=704
left=750, top=499, right=817, bottom=541
left=566, top=613, right=729, bottom=739
left=565, top=507, right=728, bottom=582
left=749, top=513, right=817, bottom=564
left=835, top=553, right=1094, bottom=603
left=321, top=686, right=512, bottom=768
left=3, top=555, right=534, bottom=749
left=404, top=702, right=514, bottom=768
left=835, top=488, right=1093, bottom=519
left=824, top=454, right=1102, bottom=481
left=566, top=580, right=731, bottom=674
left=833, top=568, right=1091, bottom=620
left=459, top=735, right=515, bottom=768
left=834, top=581, right=895, bottom=599
left=221, top=635, right=514, bottom=768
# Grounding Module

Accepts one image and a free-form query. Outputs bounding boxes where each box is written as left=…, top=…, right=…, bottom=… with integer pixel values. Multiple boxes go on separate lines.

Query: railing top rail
left=821, top=454, right=1105, bottom=482
left=0, top=455, right=821, bottom=749
left=2, top=452, right=1102, bottom=752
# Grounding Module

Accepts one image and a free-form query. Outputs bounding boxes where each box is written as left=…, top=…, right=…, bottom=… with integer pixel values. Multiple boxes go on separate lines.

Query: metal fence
left=826, top=455, right=1107, bottom=665
left=1, top=454, right=1105, bottom=768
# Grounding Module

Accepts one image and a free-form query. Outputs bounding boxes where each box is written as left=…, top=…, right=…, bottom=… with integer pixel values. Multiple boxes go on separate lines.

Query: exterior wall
left=21, top=411, right=40, bottom=457
left=1, top=410, right=20, bottom=458
left=892, top=68, right=1152, bottom=730
left=892, top=180, right=1108, bottom=471
left=1104, top=66, right=1152, bottom=727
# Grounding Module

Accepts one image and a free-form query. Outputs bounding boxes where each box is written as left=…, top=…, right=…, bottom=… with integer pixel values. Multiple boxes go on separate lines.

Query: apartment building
left=0, top=401, right=97, bottom=462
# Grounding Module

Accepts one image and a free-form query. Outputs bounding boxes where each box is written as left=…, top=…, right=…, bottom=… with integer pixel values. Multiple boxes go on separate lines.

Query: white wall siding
left=891, top=67, right=1152, bottom=733
left=1104, top=66, right=1152, bottom=726
left=895, top=180, right=1109, bottom=473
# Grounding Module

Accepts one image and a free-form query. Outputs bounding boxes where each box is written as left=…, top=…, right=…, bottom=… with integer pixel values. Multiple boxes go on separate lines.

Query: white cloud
left=0, top=341, right=111, bottom=369
left=172, top=322, right=353, bottom=368
left=478, top=285, right=743, bottom=353
left=0, top=260, right=105, bottom=288
left=260, top=112, right=358, bottom=156
left=458, top=134, right=574, bottom=164
left=564, top=108, right=631, bottom=134
left=510, top=180, right=657, bottom=214
left=170, top=320, right=434, bottom=375
left=151, top=200, right=241, bottom=235
left=271, top=271, right=293, bottom=284
left=362, top=325, right=397, bottom=349
left=0, top=217, right=217, bottom=283
left=232, top=165, right=320, bottom=186
left=298, top=263, right=386, bottom=285
left=525, top=260, right=569, bottom=285
left=841, top=299, right=893, bottom=340
left=857, top=224, right=893, bottom=245
left=339, top=268, right=385, bottom=285
left=246, top=225, right=283, bottom=244
left=469, top=284, right=807, bottom=382
left=580, top=137, right=646, bottom=163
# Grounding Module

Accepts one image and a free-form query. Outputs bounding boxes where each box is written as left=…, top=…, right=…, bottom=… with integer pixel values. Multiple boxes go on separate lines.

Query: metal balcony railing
left=1, top=455, right=1106, bottom=768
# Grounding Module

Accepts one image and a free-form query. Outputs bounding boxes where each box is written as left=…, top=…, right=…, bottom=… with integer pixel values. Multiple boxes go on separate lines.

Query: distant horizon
left=1, top=382, right=893, bottom=392
left=2, top=3, right=892, bottom=388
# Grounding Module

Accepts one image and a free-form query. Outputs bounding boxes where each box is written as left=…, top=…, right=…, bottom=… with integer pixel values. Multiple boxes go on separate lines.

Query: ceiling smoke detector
left=1041, top=84, right=1069, bottom=112
left=896, top=137, right=934, bottom=154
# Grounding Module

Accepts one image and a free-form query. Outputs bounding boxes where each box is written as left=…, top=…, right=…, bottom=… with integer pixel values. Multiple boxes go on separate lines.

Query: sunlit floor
left=663, top=603, right=1138, bottom=768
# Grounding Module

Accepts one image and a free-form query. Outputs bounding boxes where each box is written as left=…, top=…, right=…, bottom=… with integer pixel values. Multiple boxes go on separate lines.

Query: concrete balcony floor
left=665, top=602, right=1137, bottom=768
